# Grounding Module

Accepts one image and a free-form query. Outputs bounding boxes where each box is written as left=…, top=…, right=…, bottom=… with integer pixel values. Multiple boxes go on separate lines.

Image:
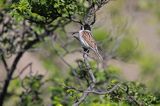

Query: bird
left=78, top=24, right=103, bottom=61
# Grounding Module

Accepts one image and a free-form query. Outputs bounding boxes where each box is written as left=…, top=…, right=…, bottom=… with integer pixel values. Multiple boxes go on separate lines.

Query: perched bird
left=78, top=24, right=103, bottom=61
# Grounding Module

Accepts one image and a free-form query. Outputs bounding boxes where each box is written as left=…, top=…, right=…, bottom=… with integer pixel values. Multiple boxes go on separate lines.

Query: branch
left=84, top=83, right=120, bottom=94
left=12, top=62, right=32, bottom=80
left=66, top=83, right=120, bottom=95
left=1, top=55, right=9, bottom=73
left=83, top=53, right=96, bottom=83
left=73, top=83, right=95, bottom=106
left=0, top=38, right=39, bottom=106
left=0, top=51, right=24, bottom=106
left=73, top=52, right=96, bottom=106
left=72, top=83, right=120, bottom=106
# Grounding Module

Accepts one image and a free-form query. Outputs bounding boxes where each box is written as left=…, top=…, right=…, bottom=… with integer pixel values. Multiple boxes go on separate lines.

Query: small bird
left=78, top=24, right=103, bottom=61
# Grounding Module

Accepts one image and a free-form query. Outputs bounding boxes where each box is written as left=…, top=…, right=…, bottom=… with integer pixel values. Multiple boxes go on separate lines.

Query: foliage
left=12, top=66, right=159, bottom=106
left=18, top=75, right=44, bottom=106
left=11, top=0, right=87, bottom=24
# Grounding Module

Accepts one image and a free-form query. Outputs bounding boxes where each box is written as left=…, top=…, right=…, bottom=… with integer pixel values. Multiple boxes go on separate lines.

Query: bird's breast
left=78, top=30, right=90, bottom=48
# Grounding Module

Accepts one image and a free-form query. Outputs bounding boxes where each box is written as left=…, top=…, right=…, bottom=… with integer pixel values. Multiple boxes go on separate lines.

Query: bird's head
left=80, top=24, right=91, bottom=31
left=84, top=24, right=91, bottom=31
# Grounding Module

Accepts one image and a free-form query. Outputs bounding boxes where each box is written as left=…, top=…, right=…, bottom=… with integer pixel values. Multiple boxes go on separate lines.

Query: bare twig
left=1, top=55, right=9, bottom=73
left=84, top=83, right=120, bottom=94
left=12, top=62, right=32, bottom=80
left=66, top=83, right=120, bottom=95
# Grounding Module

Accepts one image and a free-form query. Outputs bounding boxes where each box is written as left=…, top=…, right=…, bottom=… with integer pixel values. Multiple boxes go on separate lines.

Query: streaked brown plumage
left=81, top=31, right=97, bottom=49
left=78, top=28, right=103, bottom=61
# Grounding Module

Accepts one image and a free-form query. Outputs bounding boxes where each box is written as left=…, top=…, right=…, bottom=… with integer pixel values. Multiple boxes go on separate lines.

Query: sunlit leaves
left=18, top=75, right=44, bottom=106
left=11, top=0, right=87, bottom=23
left=18, top=0, right=31, bottom=13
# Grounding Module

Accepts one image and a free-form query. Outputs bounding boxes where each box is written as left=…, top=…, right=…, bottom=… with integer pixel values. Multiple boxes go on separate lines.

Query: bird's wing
left=81, top=30, right=97, bottom=49
left=81, top=30, right=103, bottom=61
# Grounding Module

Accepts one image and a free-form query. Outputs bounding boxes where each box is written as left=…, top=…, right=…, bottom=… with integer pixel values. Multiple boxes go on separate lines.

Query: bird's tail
left=94, top=49, right=103, bottom=61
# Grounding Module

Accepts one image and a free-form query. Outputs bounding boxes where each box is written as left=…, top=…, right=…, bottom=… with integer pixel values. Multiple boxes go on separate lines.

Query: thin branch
left=12, top=62, right=32, bottom=80
left=83, top=53, right=96, bottom=83
left=73, top=83, right=95, bottom=106
left=0, top=38, right=39, bottom=106
left=73, top=52, right=96, bottom=106
left=84, top=83, right=120, bottom=94
left=0, top=51, right=24, bottom=106
left=66, top=83, right=120, bottom=95
left=1, top=55, right=9, bottom=73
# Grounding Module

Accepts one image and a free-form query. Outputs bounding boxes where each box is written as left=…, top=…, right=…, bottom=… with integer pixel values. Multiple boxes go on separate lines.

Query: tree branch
left=12, top=62, right=32, bottom=80
left=73, top=84, right=94, bottom=106
left=73, top=52, right=96, bottom=106
left=0, top=38, right=39, bottom=106
left=84, top=83, right=120, bottom=94
left=1, top=55, right=9, bottom=73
